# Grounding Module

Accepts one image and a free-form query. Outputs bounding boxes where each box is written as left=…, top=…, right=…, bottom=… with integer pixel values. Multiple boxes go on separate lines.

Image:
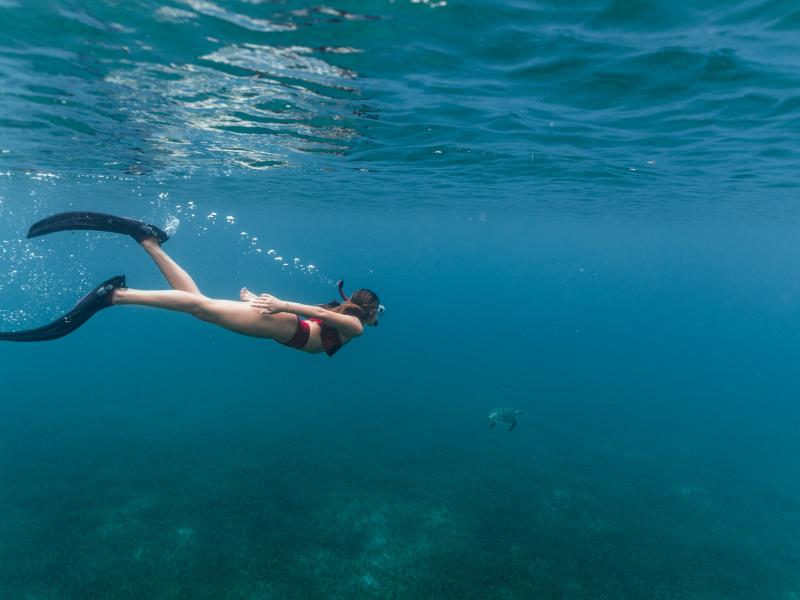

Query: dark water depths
left=1, top=1, right=799, bottom=598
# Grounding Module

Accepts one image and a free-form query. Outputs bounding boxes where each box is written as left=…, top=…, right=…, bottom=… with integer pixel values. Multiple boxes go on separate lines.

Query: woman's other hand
left=250, top=293, right=288, bottom=315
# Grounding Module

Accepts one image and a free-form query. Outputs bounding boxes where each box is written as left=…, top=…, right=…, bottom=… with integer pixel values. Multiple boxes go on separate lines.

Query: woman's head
left=349, top=289, right=382, bottom=324
left=321, top=288, right=383, bottom=325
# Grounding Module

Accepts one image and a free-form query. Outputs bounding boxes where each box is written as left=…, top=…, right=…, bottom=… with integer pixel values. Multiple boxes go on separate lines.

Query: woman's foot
left=240, top=287, right=257, bottom=302
left=132, top=221, right=169, bottom=244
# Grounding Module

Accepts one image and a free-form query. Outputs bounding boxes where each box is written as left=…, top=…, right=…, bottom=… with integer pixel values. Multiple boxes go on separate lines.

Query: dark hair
left=320, top=288, right=380, bottom=322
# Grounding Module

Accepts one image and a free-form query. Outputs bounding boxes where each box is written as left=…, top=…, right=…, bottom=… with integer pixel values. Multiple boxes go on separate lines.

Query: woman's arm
left=250, top=294, right=363, bottom=337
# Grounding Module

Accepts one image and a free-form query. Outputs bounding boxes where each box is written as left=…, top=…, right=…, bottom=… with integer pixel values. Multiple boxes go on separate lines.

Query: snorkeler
left=0, top=212, right=384, bottom=356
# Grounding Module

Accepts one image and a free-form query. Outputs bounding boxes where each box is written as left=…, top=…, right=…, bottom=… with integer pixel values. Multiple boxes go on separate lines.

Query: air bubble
left=164, top=217, right=180, bottom=235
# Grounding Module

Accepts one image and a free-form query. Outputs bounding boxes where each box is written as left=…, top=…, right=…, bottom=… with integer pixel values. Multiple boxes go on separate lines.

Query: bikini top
left=309, top=318, right=343, bottom=357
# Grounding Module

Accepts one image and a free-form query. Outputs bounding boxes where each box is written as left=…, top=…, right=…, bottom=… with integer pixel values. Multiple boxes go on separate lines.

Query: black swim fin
left=0, top=275, right=126, bottom=342
left=27, top=212, right=169, bottom=244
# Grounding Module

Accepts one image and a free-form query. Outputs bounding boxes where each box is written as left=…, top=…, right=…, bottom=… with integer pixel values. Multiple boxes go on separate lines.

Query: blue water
left=1, top=1, right=800, bottom=598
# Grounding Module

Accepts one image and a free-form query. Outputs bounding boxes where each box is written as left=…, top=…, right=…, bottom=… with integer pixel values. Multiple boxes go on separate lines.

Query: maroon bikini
left=280, top=316, right=343, bottom=357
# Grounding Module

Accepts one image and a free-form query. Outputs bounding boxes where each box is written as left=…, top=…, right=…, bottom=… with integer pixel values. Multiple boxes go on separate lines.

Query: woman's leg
left=129, top=239, right=298, bottom=341
left=140, top=238, right=201, bottom=295
left=111, top=288, right=298, bottom=341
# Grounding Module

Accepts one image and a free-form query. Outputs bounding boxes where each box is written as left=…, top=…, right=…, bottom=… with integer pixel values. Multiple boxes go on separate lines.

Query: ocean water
left=1, top=0, right=800, bottom=598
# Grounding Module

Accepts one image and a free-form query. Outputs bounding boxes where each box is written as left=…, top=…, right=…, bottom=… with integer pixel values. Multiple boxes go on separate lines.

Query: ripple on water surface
left=0, top=0, right=797, bottom=205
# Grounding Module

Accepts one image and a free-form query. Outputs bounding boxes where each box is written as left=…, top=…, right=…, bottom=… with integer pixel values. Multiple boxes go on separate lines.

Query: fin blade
left=0, top=276, right=125, bottom=342
left=27, top=212, right=168, bottom=244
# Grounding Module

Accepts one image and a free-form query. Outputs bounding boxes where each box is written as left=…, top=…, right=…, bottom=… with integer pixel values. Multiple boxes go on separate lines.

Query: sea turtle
left=487, top=408, right=523, bottom=432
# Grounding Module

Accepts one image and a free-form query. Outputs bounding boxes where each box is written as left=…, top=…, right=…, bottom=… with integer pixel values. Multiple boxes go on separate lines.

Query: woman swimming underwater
left=0, top=212, right=384, bottom=356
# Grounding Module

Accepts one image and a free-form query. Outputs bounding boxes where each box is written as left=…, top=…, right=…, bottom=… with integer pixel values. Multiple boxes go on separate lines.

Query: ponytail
left=318, top=299, right=365, bottom=319
left=319, top=287, right=380, bottom=323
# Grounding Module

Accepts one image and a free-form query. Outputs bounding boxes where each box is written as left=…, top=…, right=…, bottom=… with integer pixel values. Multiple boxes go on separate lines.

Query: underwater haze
left=1, top=0, right=800, bottom=598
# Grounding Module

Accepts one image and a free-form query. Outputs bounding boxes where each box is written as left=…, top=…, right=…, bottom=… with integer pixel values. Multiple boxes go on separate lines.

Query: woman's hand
left=250, top=293, right=289, bottom=315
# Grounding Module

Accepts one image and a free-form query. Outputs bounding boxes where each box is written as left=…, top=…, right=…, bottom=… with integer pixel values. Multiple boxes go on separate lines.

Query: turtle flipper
left=508, top=419, right=517, bottom=432
left=488, top=421, right=495, bottom=429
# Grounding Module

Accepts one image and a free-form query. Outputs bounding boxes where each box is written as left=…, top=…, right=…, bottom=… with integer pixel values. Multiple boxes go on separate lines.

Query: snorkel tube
left=337, top=279, right=385, bottom=326
left=337, top=279, right=349, bottom=302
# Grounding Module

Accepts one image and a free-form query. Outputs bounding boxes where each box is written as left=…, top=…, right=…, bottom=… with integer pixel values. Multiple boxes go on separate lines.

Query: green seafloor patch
left=2, top=405, right=799, bottom=600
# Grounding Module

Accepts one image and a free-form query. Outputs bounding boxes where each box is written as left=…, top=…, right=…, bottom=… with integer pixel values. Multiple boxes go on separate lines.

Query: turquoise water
left=1, top=1, right=800, bottom=598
